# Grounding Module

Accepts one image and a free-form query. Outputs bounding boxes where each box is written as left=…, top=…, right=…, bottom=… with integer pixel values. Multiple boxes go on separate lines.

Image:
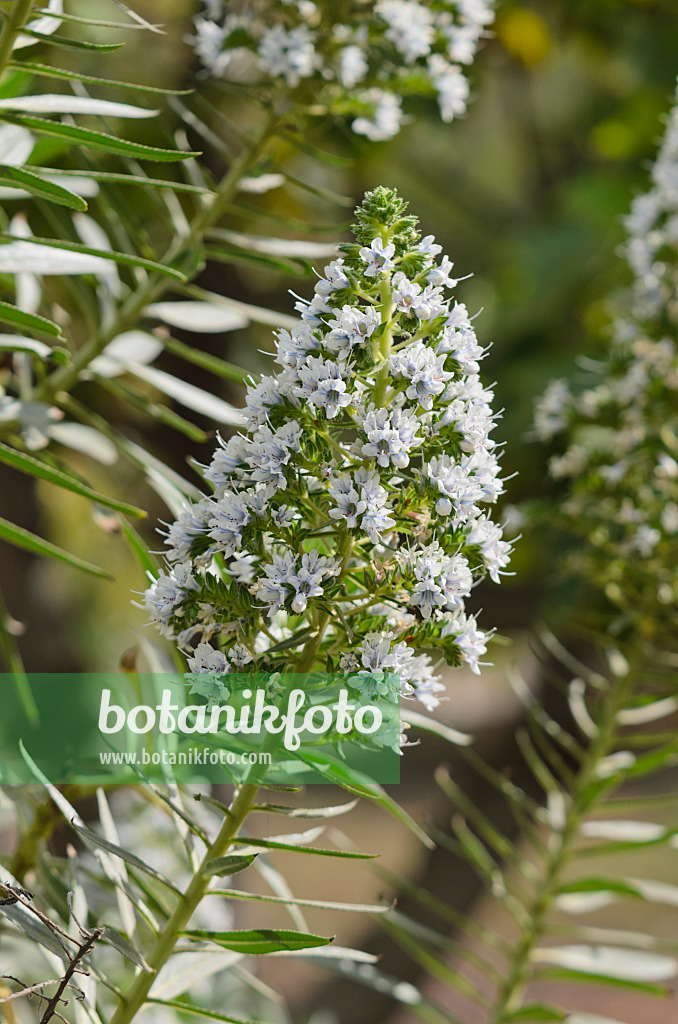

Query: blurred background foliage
left=2, top=0, right=677, bottom=670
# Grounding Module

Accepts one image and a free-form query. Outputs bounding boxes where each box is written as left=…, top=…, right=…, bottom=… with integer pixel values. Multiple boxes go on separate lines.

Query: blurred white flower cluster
left=534, top=83, right=678, bottom=632
left=192, top=0, right=495, bottom=139
left=143, top=188, right=511, bottom=723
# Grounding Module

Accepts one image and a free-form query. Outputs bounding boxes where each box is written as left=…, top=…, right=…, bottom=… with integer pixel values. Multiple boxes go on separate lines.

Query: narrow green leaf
left=0, top=164, right=86, bottom=210
left=181, top=928, right=333, bottom=955
left=19, top=28, right=124, bottom=51
left=162, top=336, right=247, bottom=384
left=31, top=9, right=157, bottom=30
left=119, top=519, right=158, bottom=577
left=230, top=836, right=375, bottom=859
left=0, top=300, right=61, bottom=339
left=70, top=822, right=181, bottom=893
left=101, top=926, right=150, bottom=970
left=0, top=232, right=186, bottom=281
left=10, top=60, right=192, bottom=95
left=503, top=1006, right=566, bottom=1022
left=0, top=516, right=111, bottom=578
left=534, top=967, right=668, bottom=996
left=251, top=800, right=358, bottom=819
left=0, top=441, right=146, bottom=517
left=38, top=167, right=211, bottom=194
left=205, top=244, right=311, bottom=278
left=207, top=888, right=391, bottom=915
left=202, top=854, right=257, bottom=877
left=1, top=114, right=197, bottom=162
left=146, top=998, right=260, bottom=1024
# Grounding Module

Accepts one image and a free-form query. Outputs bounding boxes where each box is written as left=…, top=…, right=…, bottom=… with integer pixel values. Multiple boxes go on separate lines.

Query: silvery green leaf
left=565, top=1016, right=629, bottom=1024
left=0, top=96, right=157, bottom=118
left=149, top=950, right=242, bottom=1000
left=239, top=173, right=285, bottom=193
left=533, top=945, right=677, bottom=982
left=0, top=239, right=112, bottom=274
left=618, top=697, right=678, bottom=724
left=0, top=334, right=52, bottom=357
left=188, top=287, right=298, bottom=328
left=145, top=301, right=248, bottom=333
left=14, top=0, right=63, bottom=49
left=90, top=330, right=163, bottom=377
left=268, top=944, right=378, bottom=962
left=215, top=228, right=337, bottom=259
left=580, top=820, right=667, bottom=842
left=0, top=124, right=34, bottom=166
left=123, top=362, right=246, bottom=426
left=627, top=877, right=678, bottom=907
left=73, top=212, right=121, bottom=297
left=555, top=892, right=617, bottom=915
left=96, top=789, right=139, bottom=947
left=48, top=422, right=118, bottom=465
left=400, top=707, right=472, bottom=745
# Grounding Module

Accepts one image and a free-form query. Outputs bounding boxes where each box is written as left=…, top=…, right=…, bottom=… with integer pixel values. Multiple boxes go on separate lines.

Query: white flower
left=187, top=641, right=230, bottom=674
left=427, top=55, right=470, bottom=123
left=359, top=235, right=396, bottom=277
left=258, top=23, right=318, bottom=87
left=352, top=90, right=405, bottom=142
left=376, top=0, right=435, bottom=63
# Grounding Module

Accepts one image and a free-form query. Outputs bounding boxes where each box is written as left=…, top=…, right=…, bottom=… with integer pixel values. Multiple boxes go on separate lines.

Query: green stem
left=0, top=0, right=34, bottom=78
left=488, top=666, right=635, bottom=1024
left=108, top=782, right=259, bottom=1024
left=32, top=111, right=281, bottom=405
left=373, top=275, right=394, bottom=407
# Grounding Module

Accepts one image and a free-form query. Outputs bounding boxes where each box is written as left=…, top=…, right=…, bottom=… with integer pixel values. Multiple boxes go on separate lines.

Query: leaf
left=90, top=331, right=164, bottom=377
left=14, top=0, right=63, bottom=49
left=0, top=123, right=34, bottom=166
left=119, top=361, right=246, bottom=425
left=202, top=854, right=258, bottom=877
left=48, top=423, right=119, bottom=465
left=0, top=96, right=155, bottom=118
left=230, top=836, right=376, bottom=859
left=0, top=902, right=70, bottom=964
left=70, top=822, right=181, bottom=894
left=0, top=234, right=186, bottom=280
left=0, top=515, right=111, bottom=577
left=564, top=1016, right=629, bottom=1024
left=532, top=945, right=678, bottom=982
left=207, top=888, right=390, bottom=915
left=149, top=951, right=242, bottom=1001
left=0, top=300, right=61, bottom=338
left=210, top=228, right=337, bottom=260
left=17, top=28, right=124, bottom=52
left=504, top=1007, right=566, bottom=1022
left=9, top=60, right=190, bottom=95
left=162, top=336, right=248, bottom=385
left=239, top=173, right=285, bottom=193
left=0, top=442, right=144, bottom=516
left=580, top=820, right=668, bottom=843
left=146, top=1000, right=260, bottom=1024
left=252, top=800, right=358, bottom=819
left=0, top=114, right=197, bottom=162
left=145, top=301, right=248, bottom=333
left=0, top=333, right=52, bottom=357
left=206, top=243, right=311, bottom=278
left=181, top=928, right=333, bottom=955
left=100, top=926, right=150, bottom=970
left=400, top=708, right=472, bottom=746
left=184, top=286, right=298, bottom=328
left=0, top=164, right=86, bottom=209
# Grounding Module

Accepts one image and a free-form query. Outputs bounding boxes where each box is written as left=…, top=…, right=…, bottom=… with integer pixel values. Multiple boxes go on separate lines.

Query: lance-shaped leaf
left=202, top=854, right=258, bottom=877
left=0, top=235, right=186, bottom=280
left=181, top=928, right=333, bottom=955
left=0, top=442, right=144, bottom=516
left=0, top=301, right=61, bottom=338
left=532, top=945, right=678, bottom=982
left=0, top=114, right=197, bottom=162
left=70, top=822, right=182, bottom=894
left=145, top=301, right=248, bottom=333
left=0, top=516, right=111, bottom=578
left=0, top=165, right=87, bottom=210
left=0, top=96, right=156, bottom=118
left=9, top=61, right=192, bottom=96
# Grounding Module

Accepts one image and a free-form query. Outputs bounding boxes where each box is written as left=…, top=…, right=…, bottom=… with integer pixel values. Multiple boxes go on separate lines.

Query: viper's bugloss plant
left=192, top=0, right=495, bottom=140
left=534, top=83, right=678, bottom=641
left=143, top=187, right=512, bottom=724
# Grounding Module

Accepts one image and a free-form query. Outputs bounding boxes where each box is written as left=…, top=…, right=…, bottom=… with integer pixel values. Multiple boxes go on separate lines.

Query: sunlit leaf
left=0, top=164, right=87, bottom=209
left=0, top=96, right=156, bottom=118
left=0, top=515, right=111, bottom=578
left=182, top=928, right=333, bottom=955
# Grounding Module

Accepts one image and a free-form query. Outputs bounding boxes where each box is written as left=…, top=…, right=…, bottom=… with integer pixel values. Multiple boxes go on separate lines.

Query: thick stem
left=108, top=782, right=259, bottom=1024
left=488, top=668, right=634, bottom=1023
left=32, top=111, right=280, bottom=404
left=0, top=0, right=34, bottom=78
left=373, top=273, right=394, bottom=407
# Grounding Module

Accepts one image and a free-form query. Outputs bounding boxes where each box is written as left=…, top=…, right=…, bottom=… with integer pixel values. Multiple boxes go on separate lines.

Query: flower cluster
left=143, top=188, right=511, bottom=728
left=192, top=0, right=495, bottom=140
left=535, top=84, right=678, bottom=637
